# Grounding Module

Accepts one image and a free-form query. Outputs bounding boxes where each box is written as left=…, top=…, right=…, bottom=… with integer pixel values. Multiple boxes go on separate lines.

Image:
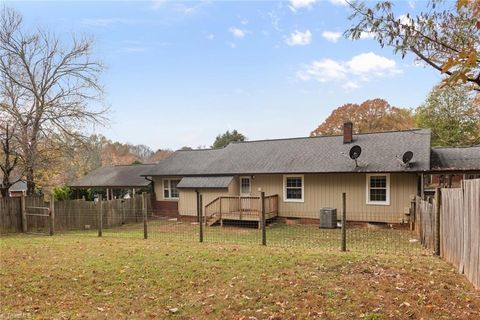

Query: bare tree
left=0, top=121, right=22, bottom=197
left=0, top=7, right=107, bottom=194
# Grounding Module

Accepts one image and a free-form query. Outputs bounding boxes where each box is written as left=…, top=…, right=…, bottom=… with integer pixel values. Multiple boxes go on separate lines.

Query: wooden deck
left=204, top=195, right=279, bottom=227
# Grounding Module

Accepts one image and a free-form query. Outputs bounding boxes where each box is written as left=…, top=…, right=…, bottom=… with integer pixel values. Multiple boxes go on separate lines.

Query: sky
left=7, top=0, right=444, bottom=150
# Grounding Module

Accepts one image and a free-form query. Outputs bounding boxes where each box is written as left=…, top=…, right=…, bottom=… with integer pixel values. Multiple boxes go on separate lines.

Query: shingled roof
left=69, top=164, right=154, bottom=188
left=177, top=176, right=234, bottom=189
left=430, top=146, right=480, bottom=171
left=145, top=129, right=432, bottom=176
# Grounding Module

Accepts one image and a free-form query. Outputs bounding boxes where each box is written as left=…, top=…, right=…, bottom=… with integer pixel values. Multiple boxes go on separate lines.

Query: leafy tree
left=212, top=130, right=247, bottom=149
left=415, top=84, right=480, bottom=146
left=52, top=185, right=73, bottom=201
left=179, top=146, right=193, bottom=151
left=345, top=0, right=480, bottom=89
left=311, top=99, right=415, bottom=136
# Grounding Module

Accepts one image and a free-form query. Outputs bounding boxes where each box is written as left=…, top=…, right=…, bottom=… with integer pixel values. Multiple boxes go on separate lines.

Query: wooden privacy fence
left=418, top=179, right=480, bottom=289
left=416, top=196, right=436, bottom=251
left=0, top=194, right=152, bottom=234
left=440, top=179, right=480, bottom=289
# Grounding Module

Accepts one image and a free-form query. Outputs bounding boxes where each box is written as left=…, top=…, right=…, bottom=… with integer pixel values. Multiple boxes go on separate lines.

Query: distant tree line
left=310, top=84, right=480, bottom=147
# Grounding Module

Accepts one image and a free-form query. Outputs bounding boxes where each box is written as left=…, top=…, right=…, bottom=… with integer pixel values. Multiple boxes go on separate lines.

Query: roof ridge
left=111, top=164, right=157, bottom=167
left=432, top=145, right=480, bottom=150
left=229, top=128, right=428, bottom=145
left=176, top=148, right=222, bottom=152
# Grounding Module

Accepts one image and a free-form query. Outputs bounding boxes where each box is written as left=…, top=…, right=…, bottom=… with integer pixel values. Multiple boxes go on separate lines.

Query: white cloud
left=229, top=27, right=245, bottom=39
left=398, top=14, right=414, bottom=27
left=207, top=33, right=215, bottom=40
left=346, top=52, right=401, bottom=78
left=289, top=0, right=316, bottom=11
left=408, top=0, right=416, bottom=9
left=240, top=19, right=248, bottom=25
left=321, top=31, right=342, bottom=43
left=297, top=52, right=402, bottom=90
left=151, top=0, right=167, bottom=10
left=329, top=0, right=348, bottom=6
left=285, top=30, right=312, bottom=46
left=359, top=31, right=375, bottom=39
left=343, top=81, right=360, bottom=90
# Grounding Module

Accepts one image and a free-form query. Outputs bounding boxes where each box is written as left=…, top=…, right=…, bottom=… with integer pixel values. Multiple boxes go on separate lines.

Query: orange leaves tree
left=310, top=99, right=415, bottom=136
left=345, top=0, right=480, bottom=90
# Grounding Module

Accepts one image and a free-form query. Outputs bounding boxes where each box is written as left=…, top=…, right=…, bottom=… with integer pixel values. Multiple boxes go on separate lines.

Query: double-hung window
left=283, top=175, right=304, bottom=202
left=366, top=174, right=390, bottom=205
left=163, top=179, right=180, bottom=199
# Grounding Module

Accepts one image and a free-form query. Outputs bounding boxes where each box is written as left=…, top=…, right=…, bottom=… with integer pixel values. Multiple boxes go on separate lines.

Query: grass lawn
left=1, top=234, right=479, bottom=320
left=60, top=218, right=423, bottom=254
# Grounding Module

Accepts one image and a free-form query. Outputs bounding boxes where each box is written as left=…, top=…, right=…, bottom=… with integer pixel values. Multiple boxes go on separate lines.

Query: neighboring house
left=69, top=164, right=155, bottom=200
left=144, top=123, right=434, bottom=224
left=426, top=145, right=480, bottom=189
left=0, top=180, right=28, bottom=197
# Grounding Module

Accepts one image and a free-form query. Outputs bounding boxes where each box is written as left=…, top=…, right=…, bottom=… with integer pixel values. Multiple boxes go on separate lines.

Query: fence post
left=260, top=192, right=267, bottom=246
left=121, top=200, right=126, bottom=225
left=198, top=193, right=204, bottom=243
left=410, top=196, right=416, bottom=231
left=435, top=187, right=441, bottom=256
left=21, top=194, right=27, bottom=233
left=341, top=192, right=347, bottom=252
left=49, top=193, right=55, bottom=236
left=98, top=200, right=103, bottom=237
left=142, top=192, right=148, bottom=239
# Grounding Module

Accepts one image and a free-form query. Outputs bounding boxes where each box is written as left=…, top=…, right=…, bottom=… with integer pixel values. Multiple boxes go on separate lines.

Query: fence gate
left=25, top=205, right=53, bottom=235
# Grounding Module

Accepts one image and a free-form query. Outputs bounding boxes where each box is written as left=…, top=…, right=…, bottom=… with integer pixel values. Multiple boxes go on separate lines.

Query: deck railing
left=204, top=195, right=278, bottom=226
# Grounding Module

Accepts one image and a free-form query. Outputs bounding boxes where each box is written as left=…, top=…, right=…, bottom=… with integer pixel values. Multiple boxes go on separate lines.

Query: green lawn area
left=1, top=233, right=479, bottom=319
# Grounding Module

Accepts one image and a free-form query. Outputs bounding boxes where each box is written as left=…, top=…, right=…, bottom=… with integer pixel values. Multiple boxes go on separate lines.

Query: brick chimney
left=343, top=121, right=353, bottom=144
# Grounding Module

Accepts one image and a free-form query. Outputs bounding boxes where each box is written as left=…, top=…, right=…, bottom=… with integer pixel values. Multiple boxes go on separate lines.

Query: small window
left=366, top=174, right=390, bottom=205
left=283, top=175, right=304, bottom=202
left=163, top=179, right=180, bottom=199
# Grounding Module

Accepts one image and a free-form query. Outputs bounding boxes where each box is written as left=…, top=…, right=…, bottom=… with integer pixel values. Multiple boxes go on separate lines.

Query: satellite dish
left=349, top=145, right=362, bottom=160
left=402, top=151, right=413, bottom=164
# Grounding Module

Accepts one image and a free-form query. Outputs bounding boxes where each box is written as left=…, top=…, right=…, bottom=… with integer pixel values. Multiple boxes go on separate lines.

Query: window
left=283, top=175, right=304, bottom=202
left=240, top=176, right=251, bottom=195
left=163, top=179, right=180, bottom=199
left=366, top=174, right=390, bottom=205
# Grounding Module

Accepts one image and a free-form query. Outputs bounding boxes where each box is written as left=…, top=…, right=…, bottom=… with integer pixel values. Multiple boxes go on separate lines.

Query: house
left=0, top=180, right=27, bottom=198
left=69, top=164, right=155, bottom=200
left=143, top=123, right=433, bottom=225
left=425, top=145, right=480, bottom=189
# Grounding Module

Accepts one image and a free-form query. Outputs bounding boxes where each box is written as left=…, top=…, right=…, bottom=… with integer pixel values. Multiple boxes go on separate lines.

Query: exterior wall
left=177, top=178, right=239, bottom=216
left=152, top=176, right=180, bottom=216
left=248, top=173, right=417, bottom=223
left=153, top=173, right=418, bottom=223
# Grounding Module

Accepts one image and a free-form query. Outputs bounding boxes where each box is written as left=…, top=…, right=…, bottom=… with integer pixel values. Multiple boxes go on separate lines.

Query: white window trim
left=163, top=178, right=180, bottom=200
left=366, top=173, right=390, bottom=206
left=283, top=174, right=304, bottom=203
left=239, top=176, right=251, bottom=196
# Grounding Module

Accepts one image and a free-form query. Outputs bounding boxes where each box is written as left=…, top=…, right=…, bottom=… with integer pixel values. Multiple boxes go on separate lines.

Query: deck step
left=207, top=214, right=220, bottom=226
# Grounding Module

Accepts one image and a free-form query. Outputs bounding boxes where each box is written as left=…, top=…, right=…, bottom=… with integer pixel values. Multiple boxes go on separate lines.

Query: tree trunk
left=25, top=166, right=35, bottom=195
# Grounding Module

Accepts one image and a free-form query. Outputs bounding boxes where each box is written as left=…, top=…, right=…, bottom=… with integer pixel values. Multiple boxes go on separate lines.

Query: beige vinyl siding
left=155, top=173, right=417, bottom=223
left=152, top=177, right=181, bottom=201
left=176, top=178, right=239, bottom=216
left=248, top=173, right=416, bottom=223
